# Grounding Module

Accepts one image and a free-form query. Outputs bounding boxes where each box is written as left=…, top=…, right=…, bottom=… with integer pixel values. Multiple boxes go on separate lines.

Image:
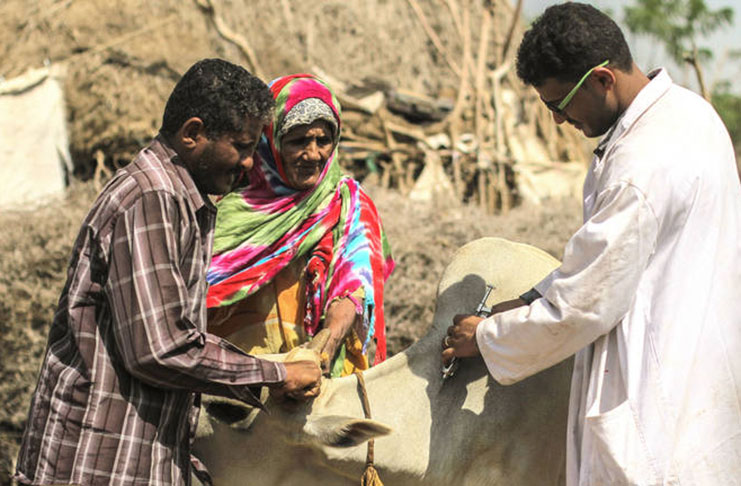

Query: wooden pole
left=194, top=0, right=264, bottom=78
left=474, top=7, right=491, bottom=144
left=407, top=0, right=463, bottom=77
left=441, top=0, right=464, bottom=39
left=447, top=0, right=471, bottom=200
left=381, top=114, right=407, bottom=193
left=498, top=162, right=511, bottom=213
left=477, top=162, right=487, bottom=210
left=501, top=0, right=523, bottom=61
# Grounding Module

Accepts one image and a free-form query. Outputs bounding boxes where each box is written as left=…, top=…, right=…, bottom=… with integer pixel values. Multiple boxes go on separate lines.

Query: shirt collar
left=151, top=134, right=217, bottom=214
left=594, top=68, right=673, bottom=159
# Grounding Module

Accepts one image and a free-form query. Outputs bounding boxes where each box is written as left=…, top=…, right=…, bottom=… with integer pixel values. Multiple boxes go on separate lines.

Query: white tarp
left=0, top=65, right=72, bottom=210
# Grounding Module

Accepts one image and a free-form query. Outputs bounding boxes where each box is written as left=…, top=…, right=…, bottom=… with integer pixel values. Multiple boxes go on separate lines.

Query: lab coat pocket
left=585, top=400, right=659, bottom=485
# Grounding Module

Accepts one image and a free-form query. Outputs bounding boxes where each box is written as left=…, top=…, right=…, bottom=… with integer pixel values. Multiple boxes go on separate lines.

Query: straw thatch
left=1, top=0, right=590, bottom=211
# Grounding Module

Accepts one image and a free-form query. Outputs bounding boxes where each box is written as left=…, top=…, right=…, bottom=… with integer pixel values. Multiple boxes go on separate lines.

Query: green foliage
left=712, top=89, right=741, bottom=150
left=624, top=0, right=733, bottom=64
left=624, top=0, right=735, bottom=99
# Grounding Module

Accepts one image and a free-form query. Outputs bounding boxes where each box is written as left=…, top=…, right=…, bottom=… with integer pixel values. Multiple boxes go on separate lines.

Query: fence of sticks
left=309, top=0, right=590, bottom=213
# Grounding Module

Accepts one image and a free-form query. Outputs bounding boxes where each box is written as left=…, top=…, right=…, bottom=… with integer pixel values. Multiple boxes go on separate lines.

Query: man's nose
left=240, top=152, right=255, bottom=171
left=552, top=111, right=567, bottom=124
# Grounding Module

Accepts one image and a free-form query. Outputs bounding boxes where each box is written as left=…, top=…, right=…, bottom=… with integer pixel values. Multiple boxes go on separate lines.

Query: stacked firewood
left=325, top=0, right=589, bottom=213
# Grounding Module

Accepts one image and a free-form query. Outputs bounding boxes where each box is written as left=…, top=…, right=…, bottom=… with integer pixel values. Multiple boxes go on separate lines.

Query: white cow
left=194, top=237, right=572, bottom=485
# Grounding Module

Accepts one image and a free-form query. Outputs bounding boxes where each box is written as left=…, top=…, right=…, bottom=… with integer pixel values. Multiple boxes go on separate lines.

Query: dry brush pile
left=0, top=184, right=99, bottom=484
left=2, top=0, right=590, bottom=209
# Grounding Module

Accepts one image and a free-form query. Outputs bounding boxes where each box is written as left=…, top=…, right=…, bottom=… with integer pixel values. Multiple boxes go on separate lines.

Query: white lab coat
left=476, top=69, right=741, bottom=485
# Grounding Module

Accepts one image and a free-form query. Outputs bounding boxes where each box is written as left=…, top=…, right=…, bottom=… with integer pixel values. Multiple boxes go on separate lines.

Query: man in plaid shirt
left=14, top=58, right=322, bottom=486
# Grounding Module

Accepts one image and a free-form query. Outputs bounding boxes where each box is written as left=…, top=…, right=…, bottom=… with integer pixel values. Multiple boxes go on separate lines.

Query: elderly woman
left=206, top=74, right=394, bottom=377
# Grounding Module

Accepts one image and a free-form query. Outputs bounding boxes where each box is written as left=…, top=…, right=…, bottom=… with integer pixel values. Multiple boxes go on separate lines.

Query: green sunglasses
left=544, top=60, right=609, bottom=115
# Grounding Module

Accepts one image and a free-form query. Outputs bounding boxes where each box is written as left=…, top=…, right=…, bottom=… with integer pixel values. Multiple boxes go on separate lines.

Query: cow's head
left=195, top=389, right=391, bottom=485
left=199, top=394, right=390, bottom=448
left=197, top=329, right=391, bottom=449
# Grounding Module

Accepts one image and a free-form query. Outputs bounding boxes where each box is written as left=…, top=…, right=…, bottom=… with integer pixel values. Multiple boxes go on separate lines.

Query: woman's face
left=279, top=120, right=335, bottom=190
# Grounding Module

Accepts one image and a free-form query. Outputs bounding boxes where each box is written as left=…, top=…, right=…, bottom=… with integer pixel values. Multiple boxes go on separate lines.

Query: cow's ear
left=304, top=415, right=392, bottom=447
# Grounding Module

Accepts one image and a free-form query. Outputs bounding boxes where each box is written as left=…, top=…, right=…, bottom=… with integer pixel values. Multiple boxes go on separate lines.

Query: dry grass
left=0, top=183, right=97, bottom=482
left=0, top=179, right=581, bottom=483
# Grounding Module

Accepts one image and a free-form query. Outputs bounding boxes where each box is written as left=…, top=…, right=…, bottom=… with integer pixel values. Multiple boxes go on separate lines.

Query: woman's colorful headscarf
left=205, top=74, right=395, bottom=363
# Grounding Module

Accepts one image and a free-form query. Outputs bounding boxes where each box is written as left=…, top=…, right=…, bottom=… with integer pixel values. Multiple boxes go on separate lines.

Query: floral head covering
left=278, top=97, right=338, bottom=142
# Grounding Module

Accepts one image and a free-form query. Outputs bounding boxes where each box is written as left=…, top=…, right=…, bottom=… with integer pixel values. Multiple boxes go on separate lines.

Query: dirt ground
left=0, top=179, right=581, bottom=484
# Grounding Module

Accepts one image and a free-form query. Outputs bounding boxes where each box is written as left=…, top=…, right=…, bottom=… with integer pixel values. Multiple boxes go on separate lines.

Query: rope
left=273, top=280, right=295, bottom=352
left=355, top=371, right=384, bottom=486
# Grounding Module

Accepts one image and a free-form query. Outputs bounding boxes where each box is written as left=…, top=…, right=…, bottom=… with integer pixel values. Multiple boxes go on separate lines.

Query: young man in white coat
left=442, top=3, right=741, bottom=484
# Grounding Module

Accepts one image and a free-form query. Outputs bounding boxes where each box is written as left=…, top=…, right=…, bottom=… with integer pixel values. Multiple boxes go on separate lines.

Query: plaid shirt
left=14, top=136, right=285, bottom=486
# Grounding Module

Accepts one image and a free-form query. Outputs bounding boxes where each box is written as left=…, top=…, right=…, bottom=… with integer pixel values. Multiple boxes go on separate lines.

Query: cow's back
left=419, top=237, right=571, bottom=484
left=194, top=237, right=572, bottom=485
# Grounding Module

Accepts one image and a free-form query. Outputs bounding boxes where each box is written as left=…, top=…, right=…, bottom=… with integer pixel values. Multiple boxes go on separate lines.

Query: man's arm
left=475, top=181, right=659, bottom=385
left=105, top=192, right=320, bottom=403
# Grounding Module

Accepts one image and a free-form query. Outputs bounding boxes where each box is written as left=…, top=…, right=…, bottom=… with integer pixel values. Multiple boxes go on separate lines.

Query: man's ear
left=592, top=67, right=616, bottom=93
left=178, top=117, right=207, bottom=150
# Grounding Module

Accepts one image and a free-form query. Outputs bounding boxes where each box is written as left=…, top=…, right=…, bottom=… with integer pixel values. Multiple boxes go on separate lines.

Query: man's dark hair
left=516, top=2, right=634, bottom=87
left=160, top=58, right=274, bottom=138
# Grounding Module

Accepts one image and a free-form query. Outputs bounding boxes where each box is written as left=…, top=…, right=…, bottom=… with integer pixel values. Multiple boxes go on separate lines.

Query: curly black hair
left=160, top=58, right=274, bottom=138
left=516, top=2, right=633, bottom=87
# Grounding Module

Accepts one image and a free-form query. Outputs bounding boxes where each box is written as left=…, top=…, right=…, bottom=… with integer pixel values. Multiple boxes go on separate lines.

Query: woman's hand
left=321, top=297, right=359, bottom=375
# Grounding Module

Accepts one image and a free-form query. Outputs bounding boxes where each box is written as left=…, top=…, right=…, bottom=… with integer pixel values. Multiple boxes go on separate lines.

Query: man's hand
left=441, top=298, right=527, bottom=367
left=270, top=360, right=322, bottom=401
left=441, top=314, right=484, bottom=367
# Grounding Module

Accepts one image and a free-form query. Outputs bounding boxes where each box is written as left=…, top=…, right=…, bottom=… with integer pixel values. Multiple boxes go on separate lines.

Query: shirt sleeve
left=476, top=181, right=658, bottom=385
left=104, top=191, right=285, bottom=404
